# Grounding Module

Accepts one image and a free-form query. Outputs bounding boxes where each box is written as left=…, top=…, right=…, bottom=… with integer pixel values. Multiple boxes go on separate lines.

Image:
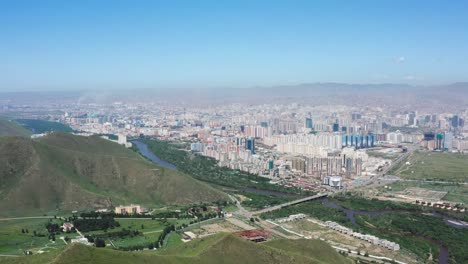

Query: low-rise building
left=325, top=221, right=399, bottom=251
left=115, top=204, right=142, bottom=214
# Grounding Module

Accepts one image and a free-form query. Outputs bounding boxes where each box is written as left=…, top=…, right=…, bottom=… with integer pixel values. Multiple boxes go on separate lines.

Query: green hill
left=0, top=233, right=351, bottom=264
left=0, top=132, right=226, bottom=216
left=0, top=119, right=31, bottom=137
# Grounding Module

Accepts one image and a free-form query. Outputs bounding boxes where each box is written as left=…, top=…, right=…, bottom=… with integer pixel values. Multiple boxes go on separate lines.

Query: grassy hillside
left=0, top=233, right=350, bottom=264
left=0, top=132, right=226, bottom=216
left=0, top=119, right=31, bottom=137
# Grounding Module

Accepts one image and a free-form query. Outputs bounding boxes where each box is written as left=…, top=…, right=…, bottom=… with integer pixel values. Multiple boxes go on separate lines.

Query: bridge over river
left=251, top=192, right=331, bottom=215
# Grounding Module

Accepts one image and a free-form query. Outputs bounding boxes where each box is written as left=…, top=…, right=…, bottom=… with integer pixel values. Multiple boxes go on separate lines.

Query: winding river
left=132, top=140, right=177, bottom=169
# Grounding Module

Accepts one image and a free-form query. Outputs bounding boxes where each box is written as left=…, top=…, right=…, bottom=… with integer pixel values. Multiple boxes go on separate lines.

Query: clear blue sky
left=1, top=0, right=468, bottom=91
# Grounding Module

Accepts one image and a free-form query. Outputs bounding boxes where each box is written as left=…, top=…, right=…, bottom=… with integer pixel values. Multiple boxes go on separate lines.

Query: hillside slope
left=0, top=119, right=31, bottom=137
left=0, top=132, right=226, bottom=216
left=0, top=233, right=351, bottom=264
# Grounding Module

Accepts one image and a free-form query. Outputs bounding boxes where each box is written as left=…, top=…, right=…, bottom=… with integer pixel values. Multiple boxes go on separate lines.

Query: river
left=321, top=198, right=451, bottom=264
left=132, top=140, right=177, bottom=169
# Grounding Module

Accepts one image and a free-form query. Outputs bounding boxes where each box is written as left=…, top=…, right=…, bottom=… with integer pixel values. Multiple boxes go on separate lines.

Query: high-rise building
left=444, top=132, right=453, bottom=151
left=268, top=160, right=274, bottom=170
left=436, top=133, right=444, bottom=150
left=305, top=117, right=313, bottom=129
left=452, top=115, right=459, bottom=127
left=332, top=123, right=339, bottom=132
left=245, top=138, right=255, bottom=154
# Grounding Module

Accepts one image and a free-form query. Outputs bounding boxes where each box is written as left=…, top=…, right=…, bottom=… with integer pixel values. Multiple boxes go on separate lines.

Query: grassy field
left=0, top=219, right=65, bottom=255
left=398, top=152, right=468, bottom=182
left=163, top=232, right=184, bottom=248
left=381, top=180, right=468, bottom=204
left=110, top=231, right=162, bottom=248
left=0, top=233, right=351, bottom=264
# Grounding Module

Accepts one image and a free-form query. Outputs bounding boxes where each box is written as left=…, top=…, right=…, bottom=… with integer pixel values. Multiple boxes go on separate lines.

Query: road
left=0, top=216, right=55, bottom=221
left=251, top=192, right=330, bottom=215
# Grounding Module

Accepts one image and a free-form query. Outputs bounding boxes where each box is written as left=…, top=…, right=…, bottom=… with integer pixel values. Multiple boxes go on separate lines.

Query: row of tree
left=73, top=218, right=120, bottom=232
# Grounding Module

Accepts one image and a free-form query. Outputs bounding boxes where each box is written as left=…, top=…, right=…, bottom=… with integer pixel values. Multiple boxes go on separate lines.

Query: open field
left=398, top=152, right=468, bottom=182
left=110, top=231, right=162, bottom=248
left=0, top=219, right=65, bottom=255
left=163, top=232, right=184, bottom=248
left=379, top=181, right=468, bottom=204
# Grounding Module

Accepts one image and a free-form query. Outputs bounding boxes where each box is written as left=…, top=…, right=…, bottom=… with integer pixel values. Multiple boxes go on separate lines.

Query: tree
left=141, top=224, right=144, bottom=229
left=21, top=229, right=25, bottom=234
left=94, top=238, right=106, bottom=248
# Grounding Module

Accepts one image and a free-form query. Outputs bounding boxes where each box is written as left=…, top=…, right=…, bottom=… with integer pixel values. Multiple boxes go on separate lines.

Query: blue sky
left=1, top=0, right=468, bottom=91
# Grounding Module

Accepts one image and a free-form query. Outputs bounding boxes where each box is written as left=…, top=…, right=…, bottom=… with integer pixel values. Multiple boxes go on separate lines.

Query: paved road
left=251, top=192, right=330, bottom=215
left=225, top=218, right=256, bottom=230
left=0, top=216, right=55, bottom=221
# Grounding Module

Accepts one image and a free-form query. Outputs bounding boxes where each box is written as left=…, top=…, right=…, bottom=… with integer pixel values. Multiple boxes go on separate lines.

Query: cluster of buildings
left=114, top=204, right=147, bottom=215
left=325, top=221, right=400, bottom=251
left=235, top=229, right=270, bottom=243
left=416, top=200, right=466, bottom=212
left=277, top=213, right=307, bottom=223
left=7, top=98, right=468, bottom=191
left=100, top=134, right=132, bottom=148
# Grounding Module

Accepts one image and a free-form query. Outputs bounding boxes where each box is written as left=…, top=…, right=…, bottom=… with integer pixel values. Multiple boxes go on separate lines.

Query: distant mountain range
left=1, top=82, right=467, bottom=109
left=0, top=131, right=226, bottom=216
